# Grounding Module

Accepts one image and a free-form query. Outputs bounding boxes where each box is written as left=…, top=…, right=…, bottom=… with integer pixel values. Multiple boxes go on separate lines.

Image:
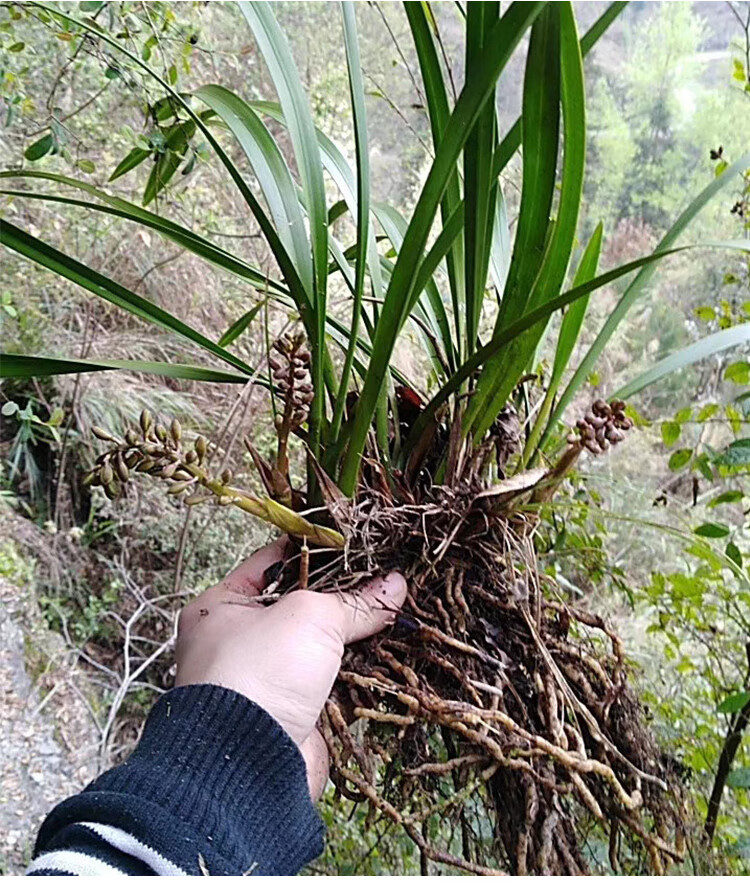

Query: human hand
left=175, top=539, right=407, bottom=799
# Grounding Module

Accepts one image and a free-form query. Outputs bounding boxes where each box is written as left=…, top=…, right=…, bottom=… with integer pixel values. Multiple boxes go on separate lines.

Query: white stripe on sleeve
left=26, top=849, right=127, bottom=876
left=81, top=822, right=188, bottom=876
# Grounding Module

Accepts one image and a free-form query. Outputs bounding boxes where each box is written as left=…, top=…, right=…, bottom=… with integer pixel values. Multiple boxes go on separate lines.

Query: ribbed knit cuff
left=35, top=685, right=324, bottom=875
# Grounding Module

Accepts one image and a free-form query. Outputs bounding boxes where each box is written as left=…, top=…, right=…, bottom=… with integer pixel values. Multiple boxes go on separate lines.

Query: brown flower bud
left=172, top=470, right=193, bottom=482
left=115, top=454, right=130, bottom=482
left=140, top=409, right=153, bottom=436
left=184, top=494, right=209, bottom=506
left=92, top=425, right=117, bottom=442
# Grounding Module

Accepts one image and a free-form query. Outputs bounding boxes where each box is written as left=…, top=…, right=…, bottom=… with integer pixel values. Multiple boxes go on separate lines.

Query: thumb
left=338, top=571, right=407, bottom=644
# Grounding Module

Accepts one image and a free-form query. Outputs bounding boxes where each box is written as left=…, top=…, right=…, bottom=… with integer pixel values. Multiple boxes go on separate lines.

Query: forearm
left=27, top=685, right=324, bottom=876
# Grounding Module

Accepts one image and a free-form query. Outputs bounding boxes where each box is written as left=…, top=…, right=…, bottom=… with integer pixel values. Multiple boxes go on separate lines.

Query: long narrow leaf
left=239, top=1, right=328, bottom=458
left=0, top=172, right=286, bottom=295
left=402, top=240, right=750, bottom=457
left=340, top=2, right=546, bottom=495
left=246, top=100, right=385, bottom=308
left=524, top=221, right=603, bottom=463
left=194, top=84, right=313, bottom=295
left=492, top=1, right=628, bottom=180
left=463, top=2, right=500, bottom=358
left=1, top=354, right=254, bottom=383
left=31, top=3, right=314, bottom=333
left=406, top=2, right=466, bottom=362
left=614, top=324, right=750, bottom=400
left=550, top=223, right=604, bottom=389
left=467, top=3, right=569, bottom=438
left=331, top=2, right=371, bottom=444
left=0, top=219, right=256, bottom=377
left=548, top=152, right=750, bottom=435
left=218, top=300, right=266, bottom=348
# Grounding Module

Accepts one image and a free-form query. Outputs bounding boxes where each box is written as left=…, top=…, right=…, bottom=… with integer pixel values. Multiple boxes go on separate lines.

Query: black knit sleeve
left=27, top=685, right=324, bottom=876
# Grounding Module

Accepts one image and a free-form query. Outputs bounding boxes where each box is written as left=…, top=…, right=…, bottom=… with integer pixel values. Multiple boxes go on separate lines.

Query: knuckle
left=285, top=588, right=324, bottom=614
left=285, top=588, right=345, bottom=624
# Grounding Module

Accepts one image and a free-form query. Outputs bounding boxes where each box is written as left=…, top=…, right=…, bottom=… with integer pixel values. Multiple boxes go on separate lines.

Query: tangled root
left=292, top=486, right=687, bottom=875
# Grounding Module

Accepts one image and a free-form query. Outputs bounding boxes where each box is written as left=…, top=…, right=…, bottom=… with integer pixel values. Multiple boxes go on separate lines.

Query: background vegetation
left=1, top=0, right=749, bottom=874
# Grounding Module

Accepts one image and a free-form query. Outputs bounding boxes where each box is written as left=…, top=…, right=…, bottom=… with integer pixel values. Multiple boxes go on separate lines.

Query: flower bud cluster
left=568, top=399, right=632, bottom=455
left=270, top=333, right=313, bottom=431
left=85, top=409, right=209, bottom=502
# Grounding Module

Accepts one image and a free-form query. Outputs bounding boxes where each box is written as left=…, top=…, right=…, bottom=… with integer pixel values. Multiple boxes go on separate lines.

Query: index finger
left=223, top=537, right=288, bottom=596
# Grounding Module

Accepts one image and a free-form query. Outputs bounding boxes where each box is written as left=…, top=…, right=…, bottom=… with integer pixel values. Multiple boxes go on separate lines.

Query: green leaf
left=470, top=3, right=573, bottom=438
left=0, top=173, right=281, bottom=294
left=109, top=146, right=151, bottom=181
left=697, top=403, right=719, bottom=422
left=194, top=84, right=313, bottom=294
left=668, top=448, right=692, bottom=471
left=0, top=354, right=253, bottom=383
left=463, top=2, right=500, bottom=358
left=406, top=2, right=466, bottom=364
left=77, top=159, right=95, bottom=173
left=491, top=1, right=628, bottom=184
left=239, top=1, right=329, bottom=457
left=405, top=242, right=750, bottom=457
left=616, top=323, right=750, bottom=400
left=8, top=41, right=25, bottom=52
left=674, top=407, right=692, bottom=423
left=526, top=222, right=604, bottom=461
left=24, top=133, right=54, bottom=161
left=716, top=438, right=750, bottom=468
left=726, top=767, right=750, bottom=788
left=48, top=407, right=64, bottom=426
left=556, top=151, right=750, bottom=418
left=217, top=300, right=265, bottom=347
left=143, top=150, right=181, bottom=206
left=554, top=224, right=604, bottom=389
left=1, top=401, right=19, bottom=416
left=0, top=219, right=255, bottom=378
left=340, top=1, right=545, bottom=494
left=725, top=360, right=750, bottom=384
left=661, top=421, right=681, bottom=447
left=717, top=691, right=750, bottom=714
left=694, top=522, right=730, bottom=539
left=694, top=305, right=716, bottom=321
left=330, top=2, right=371, bottom=445
left=29, top=2, right=311, bottom=330
left=709, top=490, right=744, bottom=507
left=726, top=542, right=743, bottom=568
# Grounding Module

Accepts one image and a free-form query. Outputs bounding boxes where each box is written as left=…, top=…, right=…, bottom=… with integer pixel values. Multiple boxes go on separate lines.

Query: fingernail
left=381, top=571, right=407, bottom=607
